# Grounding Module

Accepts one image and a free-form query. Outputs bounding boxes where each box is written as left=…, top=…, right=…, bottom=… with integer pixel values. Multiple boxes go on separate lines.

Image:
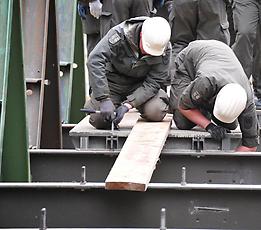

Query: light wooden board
left=69, top=109, right=140, bottom=136
left=105, top=114, right=173, bottom=191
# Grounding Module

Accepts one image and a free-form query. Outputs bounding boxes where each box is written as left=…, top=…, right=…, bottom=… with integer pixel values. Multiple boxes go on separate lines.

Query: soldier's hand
left=205, top=123, right=228, bottom=141
left=100, top=98, right=115, bottom=122
left=89, top=0, right=102, bottom=19
left=113, top=105, right=129, bottom=126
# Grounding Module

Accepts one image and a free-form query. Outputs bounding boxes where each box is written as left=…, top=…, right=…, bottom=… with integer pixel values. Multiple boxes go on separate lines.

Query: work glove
left=100, top=99, right=115, bottom=122
left=77, top=2, right=87, bottom=19
left=89, top=0, right=102, bottom=19
left=205, top=123, right=228, bottom=141
left=113, top=105, right=129, bottom=126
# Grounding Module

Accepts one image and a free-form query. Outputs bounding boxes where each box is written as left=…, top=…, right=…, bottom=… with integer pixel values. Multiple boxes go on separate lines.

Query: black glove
left=113, top=105, right=129, bottom=126
left=205, top=123, right=227, bottom=141
left=100, top=99, right=115, bottom=122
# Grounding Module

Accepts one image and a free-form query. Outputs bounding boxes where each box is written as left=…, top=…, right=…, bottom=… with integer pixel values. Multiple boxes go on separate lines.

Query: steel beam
left=56, top=0, right=77, bottom=123
left=30, top=149, right=261, bottom=184
left=40, top=0, right=62, bottom=149
left=69, top=11, right=86, bottom=124
left=70, top=130, right=242, bottom=152
left=1, top=182, right=261, bottom=229
left=22, top=0, right=62, bottom=149
left=0, top=0, right=30, bottom=181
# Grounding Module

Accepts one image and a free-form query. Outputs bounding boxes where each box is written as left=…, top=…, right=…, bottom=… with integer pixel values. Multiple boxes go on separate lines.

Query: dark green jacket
left=171, top=40, right=259, bottom=147
left=88, top=17, right=171, bottom=108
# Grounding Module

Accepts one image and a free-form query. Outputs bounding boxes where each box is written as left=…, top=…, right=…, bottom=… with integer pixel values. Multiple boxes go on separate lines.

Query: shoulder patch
left=109, top=33, right=121, bottom=45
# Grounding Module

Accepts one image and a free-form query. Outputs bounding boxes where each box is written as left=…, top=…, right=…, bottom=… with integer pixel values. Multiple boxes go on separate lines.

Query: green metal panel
left=0, top=0, right=11, bottom=177
left=0, top=0, right=30, bottom=181
left=0, top=1, right=10, bottom=100
left=69, top=13, right=86, bottom=123
left=56, top=0, right=77, bottom=123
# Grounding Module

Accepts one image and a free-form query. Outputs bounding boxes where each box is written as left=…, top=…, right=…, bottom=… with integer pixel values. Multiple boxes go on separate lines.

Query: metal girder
left=22, top=0, right=62, bottom=149
left=40, top=0, right=62, bottom=148
left=71, top=131, right=243, bottom=152
left=56, top=0, right=76, bottom=123
left=29, top=149, right=261, bottom=184
left=0, top=0, right=30, bottom=181
left=56, top=0, right=85, bottom=124
left=69, top=11, right=86, bottom=124
left=1, top=182, right=261, bottom=229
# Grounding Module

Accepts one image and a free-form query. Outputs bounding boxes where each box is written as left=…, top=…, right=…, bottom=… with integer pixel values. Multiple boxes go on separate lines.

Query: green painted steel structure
left=56, top=0, right=85, bottom=124
left=0, top=0, right=30, bottom=181
left=69, top=13, right=86, bottom=124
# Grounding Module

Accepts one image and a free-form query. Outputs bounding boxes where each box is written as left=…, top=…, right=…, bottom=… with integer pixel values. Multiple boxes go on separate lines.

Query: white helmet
left=213, top=83, right=247, bottom=123
left=141, top=17, right=171, bottom=56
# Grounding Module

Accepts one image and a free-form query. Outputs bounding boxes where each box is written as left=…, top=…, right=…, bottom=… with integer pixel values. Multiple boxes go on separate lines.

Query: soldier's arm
left=87, top=29, right=119, bottom=101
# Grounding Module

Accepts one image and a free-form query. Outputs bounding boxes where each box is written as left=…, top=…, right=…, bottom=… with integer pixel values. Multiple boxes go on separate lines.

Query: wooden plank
left=105, top=114, right=173, bottom=191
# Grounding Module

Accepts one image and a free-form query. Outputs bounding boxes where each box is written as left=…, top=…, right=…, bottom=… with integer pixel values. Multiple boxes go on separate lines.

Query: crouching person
left=169, top=40, right=259, bottom=152
left=85, top=16, right=171, bottom=129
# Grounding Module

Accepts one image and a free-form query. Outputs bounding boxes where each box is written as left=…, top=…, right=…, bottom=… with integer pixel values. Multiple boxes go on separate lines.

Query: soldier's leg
left=86, top=33, right=100, bottom=56
left=110, top=0, right=130, bottom=25
left=170, top=0, right=198, bottom=59
left=198, top=0, right=230, bottom=45
left=111, top=0, right=153, bottom=25
left=172, top=110, right=197, bottom=130
left=100, top=0, right=113, bottom=38
left=130, top=0, right=154, bottom=18
left=232, top=0, right=259, bottom=78
left=138, top=89, right=169, bottom=122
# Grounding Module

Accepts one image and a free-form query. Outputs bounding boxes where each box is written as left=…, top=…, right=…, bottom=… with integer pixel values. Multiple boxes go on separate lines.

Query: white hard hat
left=141, top=17, right=171, bottom=56
left=213, top=83, right=247, bottom=123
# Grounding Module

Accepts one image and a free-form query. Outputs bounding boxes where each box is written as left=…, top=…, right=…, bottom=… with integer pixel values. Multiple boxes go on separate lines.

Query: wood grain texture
left=105, top=114, right=173, bottom=191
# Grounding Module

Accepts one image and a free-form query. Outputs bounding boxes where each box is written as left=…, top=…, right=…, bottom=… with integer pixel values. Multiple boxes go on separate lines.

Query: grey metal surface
left=0, top=229, right=226, bottom=230
left=56, top=0, right=77, bottom=123
left=1, top=183, right=261, bottom=229
left=30, top=149, right=261, bottom=185
left=62, top=124, right=76, bottom=149
left=56, top=0, right=76, bottom=64
left=0, top=229, right=227, bottom=230
left=71, top=132, right=242, bottom=152
left=21, top=0, right=49, bottom=148
left=69, top=115, right=246, bottom=151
